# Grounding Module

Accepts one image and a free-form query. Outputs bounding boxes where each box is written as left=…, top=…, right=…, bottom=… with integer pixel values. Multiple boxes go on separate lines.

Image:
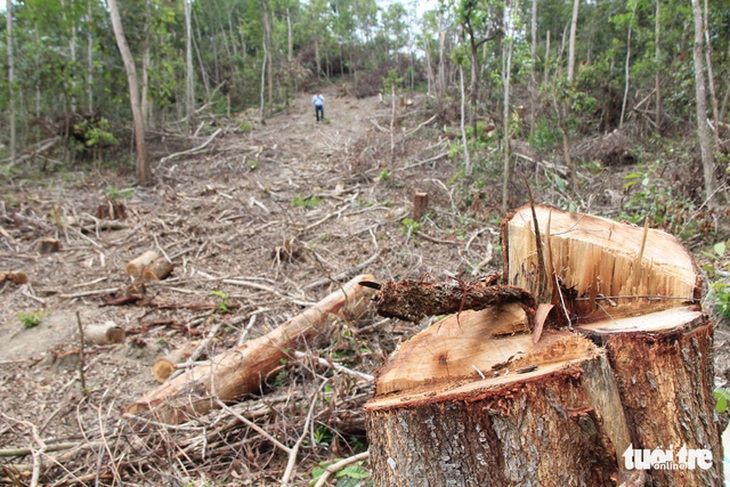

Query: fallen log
left=126, top=274, right=377, bottom=424
left=361, top=276, right=535, bottom=323
left=141, top=257, right=174, bottom=282
left=84, top=321, right=126, bottom=345
left=125, top=251, right=159, bottom=280
left=365, top=205, right=721, bottom=486
left=152, top=341, right=200, bottom=383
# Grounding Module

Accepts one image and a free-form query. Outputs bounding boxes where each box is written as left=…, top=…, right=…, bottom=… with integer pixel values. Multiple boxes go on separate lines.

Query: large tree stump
left=127, top=274, right=376, bottom=424
left=365, top=205, right=722, bottom=486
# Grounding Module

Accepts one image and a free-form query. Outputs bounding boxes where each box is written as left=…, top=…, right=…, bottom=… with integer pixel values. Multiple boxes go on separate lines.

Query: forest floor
left=1, top=87, right=729, bottom=486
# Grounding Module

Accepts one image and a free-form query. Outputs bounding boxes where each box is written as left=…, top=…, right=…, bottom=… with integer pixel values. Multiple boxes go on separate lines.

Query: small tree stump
left=413, top=191, right=429, bottom=222
left=36, top=237, right=61, bottom=254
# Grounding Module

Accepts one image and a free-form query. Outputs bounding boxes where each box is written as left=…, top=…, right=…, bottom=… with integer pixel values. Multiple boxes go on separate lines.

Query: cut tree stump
left=365, top=205, right=721, bottom=486
left=127, top=274, right=377, bottom=424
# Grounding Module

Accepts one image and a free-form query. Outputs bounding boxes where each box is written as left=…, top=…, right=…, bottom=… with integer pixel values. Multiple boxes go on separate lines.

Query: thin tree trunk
left=438, top=13, right=446, bottom=97
left=315, top=37, right=321, bottom=80
left=6, top=0, right=16, bottom=164
left=655, top=0, right=662, bottom=133
left=501, top=5, right=513, bottom=213
left=620, top=0, right=637, bottom=129
left=691, top=0, right=716, bottom=205
left=567, top=0, right=580, bottom=83
left=142, top=0, right=151, bottom=128
left=459, top=65, right=471, bottom=176
left=286, top=8, right=293, bottom=63
left=530, top=0, right=538, bottom=140
left=390, top=82, right=396, bottom=163
left=107, top=0, right=150, bottom=185
left=184, top=0, right=194, bottom=135
left=703, top=0, right=720, bottom=148
left=87, top=0, right=94, bottom=113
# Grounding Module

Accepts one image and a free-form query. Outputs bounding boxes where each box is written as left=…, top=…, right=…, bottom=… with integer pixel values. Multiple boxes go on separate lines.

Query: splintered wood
left=365, top=205, right=721, bottom=487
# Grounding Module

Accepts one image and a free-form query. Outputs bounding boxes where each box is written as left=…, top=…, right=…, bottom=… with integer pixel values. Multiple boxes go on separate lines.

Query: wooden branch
left=313, top=451, right=370, bottom=487
left=158, top=128, right=223, bottom=164
left=126, top=274, right=377, bottom=424
left=363, top=277, right=535, bottom=323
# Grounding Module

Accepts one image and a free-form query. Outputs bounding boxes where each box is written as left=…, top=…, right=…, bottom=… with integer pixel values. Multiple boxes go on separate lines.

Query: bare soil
left=1, top=88, right=728, bottom=486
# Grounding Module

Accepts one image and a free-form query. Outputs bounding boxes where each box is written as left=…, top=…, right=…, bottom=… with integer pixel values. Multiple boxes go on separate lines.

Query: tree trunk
left=107, top=0, right=150, bottom=185
left=6, top=0, right=16, bottom=165
left=619, top=0, right=637, bottom=129
left=702, top=0, right=720, bottom=149
left=567, top=0, right=580, bottom=83
left=459, top=65, right=471, bottom=176
left=655, top=0, right=662, bottom=133
left=691, top=0, right=716, bottom=205
left=501, top=6, right=513, bottom=213
left=184, top=0, right=194, bottom=135
left=127, top=275, right=376, bottom=424
left=365, top=205, right=721, bottom=486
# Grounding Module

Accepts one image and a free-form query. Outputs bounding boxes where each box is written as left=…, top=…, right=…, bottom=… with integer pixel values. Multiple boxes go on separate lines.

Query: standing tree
left=107, top=0, right=151, bottom=186
left=5, top=0, right=16, bottom=165
left=184, top=0, right=194, bottom=135
left=691, top=0, right=716, bottom=205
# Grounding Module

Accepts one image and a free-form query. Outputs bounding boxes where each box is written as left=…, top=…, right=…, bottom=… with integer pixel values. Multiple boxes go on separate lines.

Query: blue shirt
left=312, top=95, right=324, bottom=107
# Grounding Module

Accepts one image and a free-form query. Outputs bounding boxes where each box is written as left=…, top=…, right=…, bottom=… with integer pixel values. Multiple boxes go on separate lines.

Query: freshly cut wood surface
left=152, top=341, right=199, bottom=383
left=367, top=331, right=634, bottom=486
left=127, top=274, right=376, bottom=424
left=374, top=303, right=530, bottom=395
left=504, top=204, right=700, bottom=319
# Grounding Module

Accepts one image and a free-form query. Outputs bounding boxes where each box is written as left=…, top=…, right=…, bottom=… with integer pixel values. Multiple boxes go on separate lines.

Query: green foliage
left=73, top=118, right=119, bottom=149
left=378, top=169, right=390, bottom=182
left=292, top=195, right=322, bottom=209
left=715, top=388, right=730, bottom=413
left=530, top=116, right=561, bottom=153
left=620, top=163, right=697, bottom=240
left=105, top=186, right=134, bottom=200
left=401, top=218, right=419, bottom=235
left=310, top=458, right=371, bottom=487
left=19, top=310, right=44, bottom=329
left=239, top=121, right=255, bottom=133
left=701, top=241, right=730, bottom=320
left=210, top=290, right=230, bottom=314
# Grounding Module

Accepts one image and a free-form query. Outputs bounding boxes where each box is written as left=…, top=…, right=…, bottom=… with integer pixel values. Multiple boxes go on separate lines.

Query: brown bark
left=95, top=201, right=127, bottom=220
left=363, top=277, right=535, bottom=324
left=365, top=206, right=720, bottom=486
left=413, top=192, right=429, bottom=222
left=141, top=258, right=174, bottom=282
left=126, top=274, right=376, bottom=424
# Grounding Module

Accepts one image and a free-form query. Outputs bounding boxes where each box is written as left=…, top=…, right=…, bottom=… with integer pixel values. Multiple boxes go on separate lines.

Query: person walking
left=312, top=93, right=325, bottom=122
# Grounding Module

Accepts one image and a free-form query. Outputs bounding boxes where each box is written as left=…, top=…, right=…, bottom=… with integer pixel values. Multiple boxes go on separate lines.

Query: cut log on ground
left=152, top=341, right=200, bottom=383
left=126, top=274, right=377, bottom=424
left=141, top=258, right=174, bottom=282
left=125, top=251, right=159, bottom=280
left=84, top=321, right=126, bottom=345
left=365, top=205, right=721, bottom=486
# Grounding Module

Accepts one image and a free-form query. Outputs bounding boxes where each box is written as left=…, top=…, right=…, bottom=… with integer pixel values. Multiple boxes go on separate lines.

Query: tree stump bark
left=365, top=205, right=722, bottom=486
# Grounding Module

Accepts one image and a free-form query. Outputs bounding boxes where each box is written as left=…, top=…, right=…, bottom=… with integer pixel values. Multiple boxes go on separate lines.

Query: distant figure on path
left=312, top=93, right=325, bottom=122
